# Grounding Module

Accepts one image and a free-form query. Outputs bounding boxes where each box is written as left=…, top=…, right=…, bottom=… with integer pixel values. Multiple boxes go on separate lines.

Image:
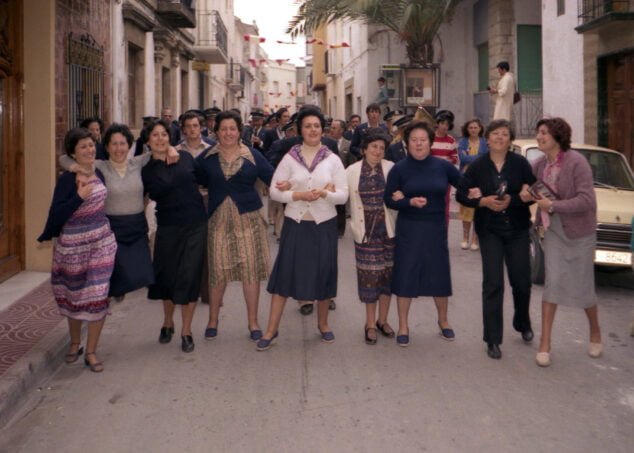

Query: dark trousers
left=336, top=204, right=346, bottom=237
left=479, top=225, right=532, bottom=345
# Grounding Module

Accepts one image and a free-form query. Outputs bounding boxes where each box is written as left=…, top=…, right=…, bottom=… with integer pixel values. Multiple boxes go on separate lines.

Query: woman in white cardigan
left=347, top=130, right=398, bottom=344
left=257, top=107, right=349, bottom=350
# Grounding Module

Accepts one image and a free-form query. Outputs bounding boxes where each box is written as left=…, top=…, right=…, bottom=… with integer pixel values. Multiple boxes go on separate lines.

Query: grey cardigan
left=532, top=150, right=596, bottom=239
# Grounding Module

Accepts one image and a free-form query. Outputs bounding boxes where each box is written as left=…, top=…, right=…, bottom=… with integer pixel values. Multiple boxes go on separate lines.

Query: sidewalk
left=0, top=272, right=69, bottom=428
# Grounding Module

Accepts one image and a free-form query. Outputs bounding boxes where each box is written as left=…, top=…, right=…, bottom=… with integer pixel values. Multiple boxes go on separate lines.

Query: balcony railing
left=577, top=0, right=634, bottom=32
left=156, top=0, right=196, bottom=28
left=227, top=62, right=246, bottom=91
left=194, top=10, right=228, bottom=64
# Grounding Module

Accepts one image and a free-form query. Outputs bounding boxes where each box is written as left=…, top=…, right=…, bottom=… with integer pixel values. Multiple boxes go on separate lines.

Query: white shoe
left=588, top=342, right=603, bottom=358
left=460, top=241, right=469, bottom=250
left=470, top=243, right=479, bottom=251
left=536, top=352, right=551, bottom=367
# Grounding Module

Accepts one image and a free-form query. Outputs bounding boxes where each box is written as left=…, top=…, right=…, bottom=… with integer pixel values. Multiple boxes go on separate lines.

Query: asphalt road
left=1, top=220, right=633, bottom=453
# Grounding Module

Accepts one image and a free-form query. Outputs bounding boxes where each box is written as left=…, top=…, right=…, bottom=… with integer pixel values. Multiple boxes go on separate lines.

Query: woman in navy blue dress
left=384, top=122, right=461, bottom=347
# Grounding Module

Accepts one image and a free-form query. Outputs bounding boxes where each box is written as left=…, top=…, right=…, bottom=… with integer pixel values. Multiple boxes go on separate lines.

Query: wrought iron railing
left=67, top=33, right=104, bottom=128
left=196, top=10, right=227, bottom=56
left=514, top=90, right=543, bottom=138
left=578, top=0, right=632, bottom=24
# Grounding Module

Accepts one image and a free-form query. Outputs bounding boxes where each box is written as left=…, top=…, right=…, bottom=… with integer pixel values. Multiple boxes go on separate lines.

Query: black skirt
left=148, top=221, right=207, bottom=305
left=107, top=213, right=155, bottom=297
left=267, top=217, right=338, bottom=301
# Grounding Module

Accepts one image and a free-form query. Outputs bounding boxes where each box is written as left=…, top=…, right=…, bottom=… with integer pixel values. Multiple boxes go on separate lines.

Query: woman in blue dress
left=384, top=122, right=461, bottom=347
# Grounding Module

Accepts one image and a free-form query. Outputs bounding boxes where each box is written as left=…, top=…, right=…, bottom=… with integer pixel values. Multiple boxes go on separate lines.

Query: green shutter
left=478, top=43, right=488, bottom=92
left=517, top=25, right=542, bottom=92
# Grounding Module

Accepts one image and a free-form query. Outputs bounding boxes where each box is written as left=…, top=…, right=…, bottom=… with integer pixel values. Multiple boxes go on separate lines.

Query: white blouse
left=269, top=151, right=348, bottom=224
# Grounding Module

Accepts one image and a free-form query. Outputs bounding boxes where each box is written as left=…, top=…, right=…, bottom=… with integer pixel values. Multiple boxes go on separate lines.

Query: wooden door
left=607, top=52, right=634, bottom=169
left=0, top=0, right=24, bottom=283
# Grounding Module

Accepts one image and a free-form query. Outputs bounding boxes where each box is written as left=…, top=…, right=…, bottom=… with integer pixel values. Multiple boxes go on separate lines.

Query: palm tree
left=287, top=0, right=461, bottom=67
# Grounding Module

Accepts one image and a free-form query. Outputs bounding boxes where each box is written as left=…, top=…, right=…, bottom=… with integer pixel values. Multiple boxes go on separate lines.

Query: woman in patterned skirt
left=347, top=130, right=398, bottom=344
left=39, top=128, right=117, bottom=372
left=195, top=110, right=274, bottom=342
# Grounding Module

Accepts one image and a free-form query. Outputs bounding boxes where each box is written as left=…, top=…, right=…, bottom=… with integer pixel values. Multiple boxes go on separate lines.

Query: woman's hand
left=468, top=187, right=482, bottom=199
left=166, top=146, right=180, bottom=165
left=392, top=190, right=405, bottom=201
left=275, top=180, right=291, bottom=191
left=519, top=184, right=534, bottom=203
left=534, top=197, right=553, bottom=212
left=409, top=196, right=427, bottom=208
left=294, top=190, right=320, bottom=202
left=76, top=175, right=93, bottom=200
left=323, top=183, right=335, bottom=192
left=479, top=194, right=510, bottom=212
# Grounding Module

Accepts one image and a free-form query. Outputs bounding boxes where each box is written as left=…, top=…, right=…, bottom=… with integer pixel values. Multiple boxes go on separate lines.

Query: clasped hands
left=467, top=187, right=511, bottom=212
left=391, top=190, right=427, bottom=208
left=276, top=180, right=335, bottom=201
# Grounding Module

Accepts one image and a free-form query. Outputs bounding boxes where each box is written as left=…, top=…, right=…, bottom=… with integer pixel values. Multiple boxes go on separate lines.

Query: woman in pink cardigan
left=521, top=117, right=601, bottom=367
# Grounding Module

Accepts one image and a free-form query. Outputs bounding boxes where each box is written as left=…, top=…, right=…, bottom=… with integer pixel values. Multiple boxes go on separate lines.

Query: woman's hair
left=79, top=116, right=104, bottom=133
left=213, top=110, right=243, bottom=133
left=64, top=128, right=94, bottom=157
left=296, top=106, right=326, bottom=131
left=536, top=117, right=572, bottom=151
left=485, top=119, right=515, bottom=141
left=361, top=130, right=390, bottom=151
left=403, top=121, right=435, bottom=146
left=103, top=123, right=134, bottom=148
left=461, top=118, right=484, bottom=138
left=143, top=119, right=172, bottom=144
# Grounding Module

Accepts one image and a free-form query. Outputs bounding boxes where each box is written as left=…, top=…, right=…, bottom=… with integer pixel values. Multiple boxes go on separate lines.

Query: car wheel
left=529, top=228, right=545, bottom=284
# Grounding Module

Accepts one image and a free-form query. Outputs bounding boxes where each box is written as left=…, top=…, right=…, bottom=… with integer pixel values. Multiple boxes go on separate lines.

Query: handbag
left=513, top=91, right=521, bottom=104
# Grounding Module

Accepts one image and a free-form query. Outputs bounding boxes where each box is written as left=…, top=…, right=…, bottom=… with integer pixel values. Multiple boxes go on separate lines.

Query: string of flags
left=245, top=34, right=351, bottom=49
left=244, top=34, right=266, bottom=43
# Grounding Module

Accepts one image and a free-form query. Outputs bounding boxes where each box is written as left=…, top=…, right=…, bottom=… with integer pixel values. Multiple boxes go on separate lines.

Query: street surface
left=1, top=220, right=633, bottom=452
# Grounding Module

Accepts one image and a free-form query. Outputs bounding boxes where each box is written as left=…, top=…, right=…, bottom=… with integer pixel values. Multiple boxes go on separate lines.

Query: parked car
left=512, top=140, right=634, bottom=284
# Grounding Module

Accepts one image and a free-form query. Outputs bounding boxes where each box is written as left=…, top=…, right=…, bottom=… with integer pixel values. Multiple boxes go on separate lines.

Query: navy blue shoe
left=319, top=330, right=335, bottom=343
left=396, top=334, right=410, bottom=347
left=256, top=332, right=278, bottom=351
left=249, top=329, right=263, bottom=342
left=204, top=326, right=218, bottom=340
left=438, top=323, right=455, bottom=341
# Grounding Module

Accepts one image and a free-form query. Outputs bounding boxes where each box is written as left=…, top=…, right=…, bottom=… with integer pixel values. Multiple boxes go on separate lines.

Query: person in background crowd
left=522, top=117, right=601, bottom=367
left=329, top=119, right=354, bottom=168
left=195, top=110, right=274, bottom=342
left=39, top=128, right=117, bottom=372
left=241, top=110, right=265, bottom=151
left=350, top=104, right=389, bottom=158
left=132, top=116, right=158, bottom=157
left=456, top=119, right=536, bottom=360
left=431, top=109, right=459, bottom=225
left=345, top=114, right=361, bottom=141
left=161, top=107, right=181, bottom=146
left=385, top=115, right=414, bottom=163
left=373, top=77, right=390, bottom=114
left=80, top=116, right=108, bottom=160
left=384, top=121, right=461, bottom=347
left=489, top=61, right=515, bottom=121
left=457, top=118, right=489, bottom=251
left=257, top=107, right=348, bottom=350
left=142, top=119, right=207, bottom=353
left=261, top=108, right=290, bottom=153
left=347, top=130, right=397, bottom=344
left=202, top=107, right=221, bottom=140
left=383, top=110, right=402, bottom=138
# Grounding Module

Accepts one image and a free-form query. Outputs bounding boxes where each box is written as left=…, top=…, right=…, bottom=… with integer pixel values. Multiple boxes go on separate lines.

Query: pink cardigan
left=532, top=150, right=597, bottom=239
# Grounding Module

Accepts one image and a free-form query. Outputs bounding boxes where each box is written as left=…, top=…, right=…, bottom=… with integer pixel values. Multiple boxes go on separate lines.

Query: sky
left=234, top=0, right=306, bottom=66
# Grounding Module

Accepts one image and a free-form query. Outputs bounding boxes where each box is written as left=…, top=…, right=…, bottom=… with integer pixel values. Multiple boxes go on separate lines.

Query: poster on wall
left=402, top=67, right=439, bottom=107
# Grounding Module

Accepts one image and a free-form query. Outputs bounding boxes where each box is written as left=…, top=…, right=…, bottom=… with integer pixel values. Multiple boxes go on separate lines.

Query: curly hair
left=214, top=110, right=243, bottom=134
left=103, top=123, right=134, bottom=148
left=403, top=121, right=435, bottom=147
left=536, top=117, right=572, bottom=151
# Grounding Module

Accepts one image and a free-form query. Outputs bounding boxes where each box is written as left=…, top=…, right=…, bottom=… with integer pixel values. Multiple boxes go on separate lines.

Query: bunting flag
left=328, top=42, right=350, bottom=49
left=248, top=58, right=268, bottom=68
left=268, top=92, right=283, bottom=97
left=244, top=34, right=265, bottom=43
left=274, top=59, right=290, bottom=66
left=306, top=38, right=325, bottom=45
left=275, top=40, right=297, bottom=44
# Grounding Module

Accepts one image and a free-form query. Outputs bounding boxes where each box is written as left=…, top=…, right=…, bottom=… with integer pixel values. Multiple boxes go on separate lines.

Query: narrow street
left=1, top=220, right=633, bottom=452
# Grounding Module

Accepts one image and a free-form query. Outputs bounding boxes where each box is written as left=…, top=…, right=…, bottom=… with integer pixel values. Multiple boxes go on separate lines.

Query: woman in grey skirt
left=521, top=117, right=601, bottom=367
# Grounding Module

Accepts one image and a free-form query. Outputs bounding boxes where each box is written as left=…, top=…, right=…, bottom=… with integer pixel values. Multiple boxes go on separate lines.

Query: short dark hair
left=349, top=114, right=361, bottom=123
left=79, top=116, right=104, bottom=133
left=496, top=61, right=510, bottom=72
left=103, top=123, right=134, bottom=148
left=64, top=128, right=94, bottom=157
left=143, top=119, right=172, bottom=144
left=214, top=110, right=243, bottom=134
left=377, top=77, right=386, bottom=83
left=536, top=117, right=572, bottom=151
left=461, top=118, right=484, bottom=138
left=332, top=119, right=347, bottom=130
left=361, top=129, right=390, bottom=151
left=180, top=111, right=203, bottom=128
left=275, top=107, right=289, bottom=120
left=366, top=103, right=381, bottom=114
left=403, top=121, right=435, bottom=147
left=296, top=106, right=326, bottom=131
left=485, top=119, right=515, bottom=141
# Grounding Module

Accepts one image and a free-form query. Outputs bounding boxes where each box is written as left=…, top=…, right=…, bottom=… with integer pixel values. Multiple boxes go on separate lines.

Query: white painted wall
left=264, top=62, right=297, bottom=113
left=541, top=0, right=584, bottom=142
left=144, top=31, right=156, bottom=116
left=111, top=1, right=126, bottom=123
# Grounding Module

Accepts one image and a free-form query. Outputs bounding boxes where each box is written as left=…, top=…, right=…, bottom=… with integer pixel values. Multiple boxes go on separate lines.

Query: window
left=557, top=0, right=565, bottom=16
left=477, top=43, right=488, bottom=92
left=517, top=25, right=543, bottom=92
left=68, top=33, right=104, bottom=127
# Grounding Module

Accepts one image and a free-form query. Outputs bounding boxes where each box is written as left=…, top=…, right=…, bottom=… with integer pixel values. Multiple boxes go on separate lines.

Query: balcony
left=194, top=10, right=228, bottom=64
left=227, top=62, right=246, bottom=92
left=576, top=0, right=634, bottom=33
left=157, top=0, right=196, bottom=28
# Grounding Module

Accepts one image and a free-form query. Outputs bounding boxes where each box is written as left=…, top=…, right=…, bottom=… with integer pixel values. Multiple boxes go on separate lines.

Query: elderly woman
left=257, top=106, right=349, bottom=350
left=195, top=110, right=274, bottom=342
left=142, top=119, right=207, bottom=353
left=521, top=117, right=600, bottom=367
left=38, top=128, right=117, bottom=372
left=457, top=118, right=489, bottom=251
left=347, top=130, right=397, bottom=344
left=384, top=121, right=461, bottom=347
left=456, top=119, right=536, bottom=360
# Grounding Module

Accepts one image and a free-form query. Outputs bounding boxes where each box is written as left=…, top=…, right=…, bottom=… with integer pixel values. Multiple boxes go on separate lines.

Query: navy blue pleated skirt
left=391, top=214, right=452, bottom=297
left=107, top=213, right=155, bottom=297
left=267, top=217, right=338, bottom=301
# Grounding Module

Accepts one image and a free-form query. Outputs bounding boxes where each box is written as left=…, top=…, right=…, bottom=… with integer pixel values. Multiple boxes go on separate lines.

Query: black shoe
left=159, top=327, right=174, bottom=344
left=487, top=343, right=502, bottom=359
left=181, top=335, right=195, bottom=353
left=299, top=304, right=313, bottom=316
left=329, top=300, right=336, bottom=311
left=521, top=329, right=534, bottom=342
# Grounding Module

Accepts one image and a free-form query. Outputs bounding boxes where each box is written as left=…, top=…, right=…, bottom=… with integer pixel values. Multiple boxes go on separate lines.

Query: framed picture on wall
left=401, top=66, right=439, bottom=107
